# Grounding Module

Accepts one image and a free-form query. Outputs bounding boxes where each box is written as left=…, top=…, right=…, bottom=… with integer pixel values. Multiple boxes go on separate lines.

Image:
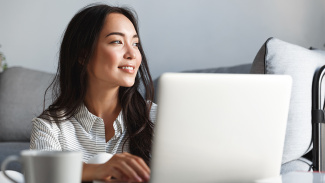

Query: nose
left=124, top=44, right=136, bottom=60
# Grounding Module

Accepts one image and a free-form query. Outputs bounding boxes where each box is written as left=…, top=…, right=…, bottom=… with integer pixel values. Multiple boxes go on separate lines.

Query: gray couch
left=0, top=67, right=54, bottom=172
left=1, top=37, right=323, bottom=174
left=0, top=64, right=252, bottom=172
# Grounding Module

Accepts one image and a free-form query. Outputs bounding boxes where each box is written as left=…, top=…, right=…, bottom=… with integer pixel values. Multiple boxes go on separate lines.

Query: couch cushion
left=0, top=67, right=54, bottom=141
left=153, top=63, right=252, bottom=102
left=181, top=63, right=252, bottom=74
left=0, top=142, right=30, bottom=172
left=250, top=37, right=325, bottom=164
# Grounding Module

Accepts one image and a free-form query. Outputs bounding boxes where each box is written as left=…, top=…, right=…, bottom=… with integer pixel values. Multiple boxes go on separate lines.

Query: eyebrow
left=105, top=32, right=138, bottom=38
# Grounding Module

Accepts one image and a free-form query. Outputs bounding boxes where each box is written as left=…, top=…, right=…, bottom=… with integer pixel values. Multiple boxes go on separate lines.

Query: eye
left=133, top=42, right=140, bottom=48
left=110, top=40, right=122, bottom=44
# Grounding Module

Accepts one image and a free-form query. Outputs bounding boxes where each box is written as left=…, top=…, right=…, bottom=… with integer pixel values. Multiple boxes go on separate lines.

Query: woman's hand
left=83, top=152, right=150, bottom=182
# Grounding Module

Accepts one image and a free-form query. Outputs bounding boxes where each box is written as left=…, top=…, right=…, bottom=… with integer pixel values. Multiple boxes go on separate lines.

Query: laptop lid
left=150, top=73, right=292, bottom=183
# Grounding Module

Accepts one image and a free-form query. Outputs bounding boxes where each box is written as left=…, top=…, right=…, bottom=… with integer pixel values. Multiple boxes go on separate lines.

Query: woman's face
left=87, top=13, right=142, bottom=88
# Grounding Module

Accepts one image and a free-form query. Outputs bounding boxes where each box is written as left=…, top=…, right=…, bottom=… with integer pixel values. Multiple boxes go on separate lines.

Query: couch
left=1, top=37, right=325, bottom=174
left=0, top=67, right=54, bottom=172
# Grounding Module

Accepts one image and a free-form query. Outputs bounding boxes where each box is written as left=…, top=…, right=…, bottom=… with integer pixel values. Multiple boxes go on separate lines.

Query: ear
left=78, top=50, right=88, bottom=65
left=78, top=57, right=86, bottom=65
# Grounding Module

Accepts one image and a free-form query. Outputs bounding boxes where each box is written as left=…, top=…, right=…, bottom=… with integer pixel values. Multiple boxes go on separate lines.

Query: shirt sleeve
left=150, top=102, right=158, bottom=123
left=30, top=117, right=62, bottom=150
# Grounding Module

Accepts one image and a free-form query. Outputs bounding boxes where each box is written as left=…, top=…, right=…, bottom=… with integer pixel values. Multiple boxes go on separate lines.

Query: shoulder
left=31, top=117, right=63, bottom=134
left=32, top=117, right=54, bottom=128
left=30, top=117, right=63, bottom=150
left=32, top=110, right=69, bottom=131
left=33, top=109, right=72, bottom=126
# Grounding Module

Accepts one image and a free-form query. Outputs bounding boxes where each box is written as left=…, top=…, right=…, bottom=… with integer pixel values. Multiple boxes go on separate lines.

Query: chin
left=121, top=80, right=136, bottom=88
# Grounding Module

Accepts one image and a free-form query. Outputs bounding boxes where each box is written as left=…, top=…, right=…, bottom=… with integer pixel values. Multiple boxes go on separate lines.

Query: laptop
left=150, top=73, right=292, bottom=183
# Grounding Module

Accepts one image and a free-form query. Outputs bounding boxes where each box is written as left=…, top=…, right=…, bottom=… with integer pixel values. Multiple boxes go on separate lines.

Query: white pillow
left=250, top=37, right=325, bottom=164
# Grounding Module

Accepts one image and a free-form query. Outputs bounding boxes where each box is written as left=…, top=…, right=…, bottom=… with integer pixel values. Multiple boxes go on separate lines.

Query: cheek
left=137, top=53, right=142, bottom=67
left=93, top=51, right=120, bottom=73
left=101, top=49, right=120, bottom=65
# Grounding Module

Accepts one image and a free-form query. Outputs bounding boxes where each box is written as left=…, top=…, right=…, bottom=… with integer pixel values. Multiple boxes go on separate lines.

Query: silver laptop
left=150, top=73, right=292, bottom=183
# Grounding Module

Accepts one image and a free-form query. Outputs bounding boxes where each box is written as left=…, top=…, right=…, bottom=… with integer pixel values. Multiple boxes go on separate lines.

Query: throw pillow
left=250, top=37, right=325, bottom=164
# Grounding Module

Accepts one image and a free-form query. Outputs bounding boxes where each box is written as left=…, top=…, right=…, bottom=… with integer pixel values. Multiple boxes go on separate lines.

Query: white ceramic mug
left=1, top=150, right=83, bottom=183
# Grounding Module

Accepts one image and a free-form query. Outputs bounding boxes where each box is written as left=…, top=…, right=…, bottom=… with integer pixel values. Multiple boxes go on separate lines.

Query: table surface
left=89, top=172, right=325, bottom=183
left=281, top=171, right=325, bottom=183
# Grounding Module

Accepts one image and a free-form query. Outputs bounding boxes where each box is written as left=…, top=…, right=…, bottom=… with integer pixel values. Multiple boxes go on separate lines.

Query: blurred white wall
left=0, top=0, right=324, bottom=79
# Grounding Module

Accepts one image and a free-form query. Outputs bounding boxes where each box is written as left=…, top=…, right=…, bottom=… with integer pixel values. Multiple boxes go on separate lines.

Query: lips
left=118, top=65, right=135, bottom=73
left=118, top=66, right=134, bottom=70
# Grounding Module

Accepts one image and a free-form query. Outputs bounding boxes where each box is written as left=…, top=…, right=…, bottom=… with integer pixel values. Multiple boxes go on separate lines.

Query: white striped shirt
left=30, top=103, right=157, bottom=162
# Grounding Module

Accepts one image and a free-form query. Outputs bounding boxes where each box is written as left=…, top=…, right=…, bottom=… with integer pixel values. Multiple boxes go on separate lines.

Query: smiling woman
left=29, top=4, right=156, bottom=182
left=87, top=13, right=142, bottom=89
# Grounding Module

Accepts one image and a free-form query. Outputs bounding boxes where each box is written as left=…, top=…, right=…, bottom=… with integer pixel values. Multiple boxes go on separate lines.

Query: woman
left=30, top=4, right=156, bottom=182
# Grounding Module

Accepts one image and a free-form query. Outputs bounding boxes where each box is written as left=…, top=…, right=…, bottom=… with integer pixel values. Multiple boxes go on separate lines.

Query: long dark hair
left=40, top=4, right=154, bottom=165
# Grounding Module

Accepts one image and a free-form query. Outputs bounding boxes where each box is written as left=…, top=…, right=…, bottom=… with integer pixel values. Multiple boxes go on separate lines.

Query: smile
left=119, top=66, right=134, bottom=70
left=118, top=66, right=136, bottom=74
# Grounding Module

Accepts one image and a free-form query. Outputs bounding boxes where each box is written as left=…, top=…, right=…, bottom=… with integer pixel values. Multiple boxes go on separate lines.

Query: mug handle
left=1, top=155, right=21, bottom=183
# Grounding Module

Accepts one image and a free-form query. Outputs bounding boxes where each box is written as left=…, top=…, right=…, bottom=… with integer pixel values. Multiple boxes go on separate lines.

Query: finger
left=127, top=156, right=150, bottom=180
left=122, top=153, right=150, bottom=173
left=113, top=153, right=150, bottom=181
left=102, top=175, right=113, bottom=181
left=107, top=167, right=125, bottom=181
left=133, top=155, right=151, bottom=174
left=117, top=161, right=143, bottom=182
left=121, top=153, right=150, bottom=180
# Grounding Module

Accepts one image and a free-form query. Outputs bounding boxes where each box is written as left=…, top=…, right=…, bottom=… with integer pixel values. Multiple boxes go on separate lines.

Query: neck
left=84, top=82, right=121, bottom=118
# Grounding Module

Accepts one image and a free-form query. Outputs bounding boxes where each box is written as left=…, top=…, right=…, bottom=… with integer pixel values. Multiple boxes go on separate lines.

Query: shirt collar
left=74, top=103, right=125, bottom=134
left=74, top=104, right=98, bottom=132
left=113, top=110, right=125, bottom=138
